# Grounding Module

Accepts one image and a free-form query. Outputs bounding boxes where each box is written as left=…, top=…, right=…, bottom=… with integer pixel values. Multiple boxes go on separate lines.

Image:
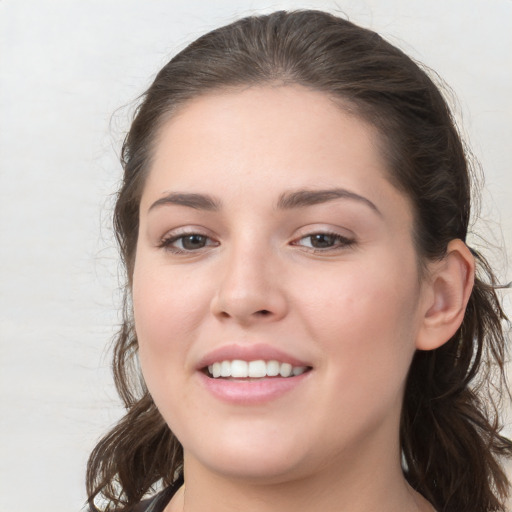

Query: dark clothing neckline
left=135, top=475, right=184, bottom=512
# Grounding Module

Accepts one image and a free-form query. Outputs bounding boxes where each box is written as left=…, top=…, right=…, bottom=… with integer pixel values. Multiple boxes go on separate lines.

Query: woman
left=86, top=10, right=512, bottom=512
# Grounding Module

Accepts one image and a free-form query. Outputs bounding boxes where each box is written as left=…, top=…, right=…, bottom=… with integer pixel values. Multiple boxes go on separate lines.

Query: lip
left=195, top=344, right=312, bottom=405
left=198, top=370, right=311, bottom=405
left=195, top=343, right=311, bottom=370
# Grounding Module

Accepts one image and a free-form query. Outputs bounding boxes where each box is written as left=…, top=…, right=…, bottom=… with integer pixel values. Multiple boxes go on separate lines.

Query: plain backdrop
left=0, top=1, right=511, bottom=511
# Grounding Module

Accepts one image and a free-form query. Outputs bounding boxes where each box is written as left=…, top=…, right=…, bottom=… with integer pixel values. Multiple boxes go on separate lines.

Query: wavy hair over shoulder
left=87, top=10, right=512, bottom=512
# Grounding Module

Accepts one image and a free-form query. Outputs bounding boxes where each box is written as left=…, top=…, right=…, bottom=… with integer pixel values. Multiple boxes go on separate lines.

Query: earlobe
left=416, top=239, right=475, bottom=351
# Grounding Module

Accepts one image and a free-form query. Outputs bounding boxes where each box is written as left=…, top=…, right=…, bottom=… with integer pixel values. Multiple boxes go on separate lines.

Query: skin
left=133, top=85, right=473, bottom=512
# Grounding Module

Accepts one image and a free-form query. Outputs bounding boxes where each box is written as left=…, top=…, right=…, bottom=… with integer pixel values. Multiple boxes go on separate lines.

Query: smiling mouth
left=204, top=359, right=312, bottom=379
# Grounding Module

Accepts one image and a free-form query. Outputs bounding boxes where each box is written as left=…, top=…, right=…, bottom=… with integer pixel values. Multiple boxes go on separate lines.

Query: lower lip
left=198, top=371, right=311, bottom=404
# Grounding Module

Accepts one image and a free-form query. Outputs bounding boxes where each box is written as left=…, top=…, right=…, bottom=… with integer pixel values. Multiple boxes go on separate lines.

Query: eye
left=160, top=232, right=218, bottom=253
left=293, top=232, right=355, bottom=251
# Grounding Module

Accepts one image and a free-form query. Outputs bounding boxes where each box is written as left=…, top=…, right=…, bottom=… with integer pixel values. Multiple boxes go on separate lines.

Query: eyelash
left=159, top=231, right=219, bottom=254
left=292, top=232, right=356, bottom=253
left=159, top=230, right=355, bottom=255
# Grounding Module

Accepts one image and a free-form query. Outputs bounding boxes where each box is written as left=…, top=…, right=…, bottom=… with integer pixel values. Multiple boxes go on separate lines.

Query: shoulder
left=116, top=493, right=165, bottom=512
left=86, top=478, right=183, bottom=512
left=132, top=477, right=183, bottom=512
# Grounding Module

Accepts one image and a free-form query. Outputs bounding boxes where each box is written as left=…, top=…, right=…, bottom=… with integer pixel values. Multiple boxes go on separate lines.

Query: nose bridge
left=211, top=231, right=287, bottom=323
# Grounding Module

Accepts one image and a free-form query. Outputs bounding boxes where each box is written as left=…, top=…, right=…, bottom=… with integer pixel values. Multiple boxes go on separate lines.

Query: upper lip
left=196, top=343, right=311, bottom=370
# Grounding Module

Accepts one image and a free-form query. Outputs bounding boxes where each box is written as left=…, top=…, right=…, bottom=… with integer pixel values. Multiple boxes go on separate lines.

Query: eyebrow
left=277, top=188, right=382, bottom=216
left=148, top=192, right=221, bottom=212
left=147, top=187, right=381, bottom=216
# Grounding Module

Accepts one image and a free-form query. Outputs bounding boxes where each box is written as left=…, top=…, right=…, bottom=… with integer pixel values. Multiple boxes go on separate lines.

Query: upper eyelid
left=156, top=225, right=356, bottom=245
left=159, top=233, right=219, bottom=254
left=292, top=224, right=356, bottom=239
left=157, top=229, right=218, bottom=252
left=160, top=226, right=215, bottom=240
left=163, top=232, right=212, bottom=242
left=293, top=232, right=355, bottom=244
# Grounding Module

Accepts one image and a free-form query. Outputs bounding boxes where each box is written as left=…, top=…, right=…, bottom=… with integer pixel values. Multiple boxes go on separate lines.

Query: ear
left=416, top=239, right=475, bottom=351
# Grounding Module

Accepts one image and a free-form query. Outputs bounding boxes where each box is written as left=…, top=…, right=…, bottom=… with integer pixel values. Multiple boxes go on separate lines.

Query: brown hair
left=86, top=10, right=511, bottom=512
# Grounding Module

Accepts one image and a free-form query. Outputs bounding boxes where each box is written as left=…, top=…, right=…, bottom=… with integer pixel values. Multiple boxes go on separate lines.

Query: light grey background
left=1, top=1, right=511, bottom=511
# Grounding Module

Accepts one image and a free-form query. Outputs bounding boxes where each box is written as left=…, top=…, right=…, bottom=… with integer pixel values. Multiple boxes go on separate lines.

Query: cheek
left=297, top=259, right=421, bottom=439
left=131, top=259, right=214, bottom=427
left=132, top=258, right=210, bottom=373
left=297, top=254, right=421, bottom=385
left=302, top=254, right=419, bottom=330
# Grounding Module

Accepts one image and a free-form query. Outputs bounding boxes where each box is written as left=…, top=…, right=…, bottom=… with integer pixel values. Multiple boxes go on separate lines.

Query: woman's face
left=133, top=85, right=431, bottom=483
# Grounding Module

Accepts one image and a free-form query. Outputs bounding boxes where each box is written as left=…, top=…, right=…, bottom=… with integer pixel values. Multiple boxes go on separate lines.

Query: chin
left=183, top=431, right=313, bottom=483
left=197, top=455, right=307, bottom=484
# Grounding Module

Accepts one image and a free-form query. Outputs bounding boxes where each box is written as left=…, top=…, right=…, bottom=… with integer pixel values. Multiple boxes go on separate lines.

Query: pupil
left=311, top=234, right=334, bottom=248
left=183, top=235, right=206, bottom=250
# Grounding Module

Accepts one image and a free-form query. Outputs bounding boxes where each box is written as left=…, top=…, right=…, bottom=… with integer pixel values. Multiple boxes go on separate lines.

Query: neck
left=168, top=440, right=433, bottom=512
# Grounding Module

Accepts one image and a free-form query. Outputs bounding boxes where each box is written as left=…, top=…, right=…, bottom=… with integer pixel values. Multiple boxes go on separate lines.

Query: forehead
left=141, top=85, right=412, bottom=226
left=152, top=85, right=376, bottom=157
left=147, top=87, right=383, bottom=183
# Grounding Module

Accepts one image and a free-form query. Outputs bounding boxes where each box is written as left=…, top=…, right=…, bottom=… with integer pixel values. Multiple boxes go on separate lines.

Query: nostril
left=257, top=309, right=271, bottom=316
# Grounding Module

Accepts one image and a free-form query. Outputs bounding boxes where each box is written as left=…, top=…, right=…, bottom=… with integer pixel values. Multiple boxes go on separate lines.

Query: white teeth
left=211, top=362, right=221, bottom=378
left=231, top=360, right=248, bottom=378
left=206, top=360, right=309, bottom=379
left=280, top=363, right=292, bottom=377
left=220, top=360, right=231, bottom=377
left=267, top=360, right=280, bottom=376
left=248, top=360, right=267, bottom=378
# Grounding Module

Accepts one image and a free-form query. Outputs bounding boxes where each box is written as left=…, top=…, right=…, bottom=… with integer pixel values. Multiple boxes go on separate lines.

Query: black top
left=133, top=476, right=184, bottom=512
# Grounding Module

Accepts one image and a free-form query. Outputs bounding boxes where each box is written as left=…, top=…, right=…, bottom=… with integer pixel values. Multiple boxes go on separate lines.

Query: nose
left=210, top=242, right=288, bottom=325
